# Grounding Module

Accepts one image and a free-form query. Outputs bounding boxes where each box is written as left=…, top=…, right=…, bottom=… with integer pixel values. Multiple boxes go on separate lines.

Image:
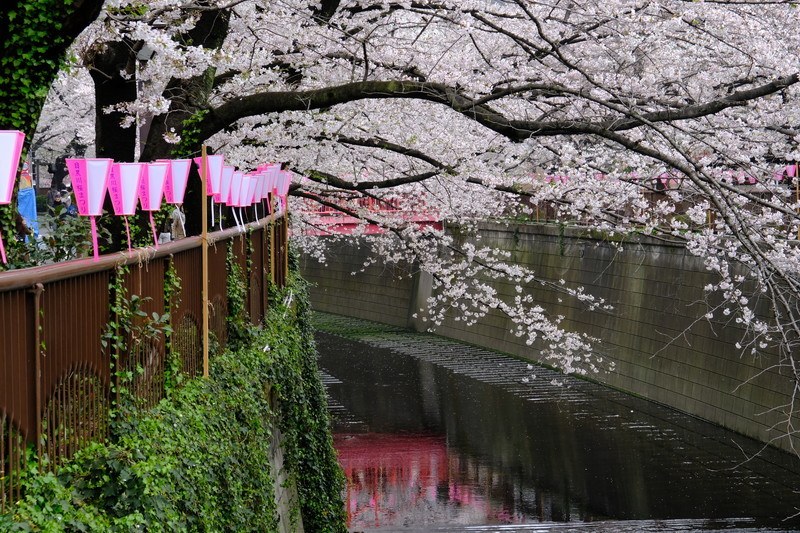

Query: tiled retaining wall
left=300, top=222, right=798, bottom=452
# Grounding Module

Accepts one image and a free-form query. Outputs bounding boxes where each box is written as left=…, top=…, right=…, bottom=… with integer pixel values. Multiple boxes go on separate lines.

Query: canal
left=313, top=313, right=800, bottom=533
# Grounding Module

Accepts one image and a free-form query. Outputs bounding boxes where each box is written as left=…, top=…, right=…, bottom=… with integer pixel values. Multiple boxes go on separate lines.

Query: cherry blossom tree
left=31, top=70, right=95, bottom=177
left=33, top=1, right=800, bottom=429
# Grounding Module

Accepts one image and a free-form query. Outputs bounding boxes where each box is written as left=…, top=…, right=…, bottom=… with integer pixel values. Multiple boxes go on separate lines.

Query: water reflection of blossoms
left=335, top=432, right=581, bottom=530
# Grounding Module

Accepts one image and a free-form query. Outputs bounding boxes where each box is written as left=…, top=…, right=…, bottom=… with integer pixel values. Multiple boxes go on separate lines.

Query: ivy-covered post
left=200, top=146, right=210, bottom=377
left=162, top=256, right=184, bottom=394
left=0, top=0, right=104, bottom=264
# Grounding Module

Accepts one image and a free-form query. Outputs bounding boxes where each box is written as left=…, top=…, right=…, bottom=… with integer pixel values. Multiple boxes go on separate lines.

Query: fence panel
left=249, top=227, right=266, bottom=324
left=273, top=217, right=288, bottom=289
left=0, top=214, right=288, bottom=512
left=172, top=248, right=204, bottom=379
left=40, top=273, right=111, bottom=466
left=0, top=290, right=33, bottom=510
left=119, top=261, right=167, bottom=411
left=208, top=239, right=229, bottom=350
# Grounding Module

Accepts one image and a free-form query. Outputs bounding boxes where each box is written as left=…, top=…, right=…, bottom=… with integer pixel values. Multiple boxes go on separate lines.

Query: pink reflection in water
left=334, top=433, right=526, bottom=530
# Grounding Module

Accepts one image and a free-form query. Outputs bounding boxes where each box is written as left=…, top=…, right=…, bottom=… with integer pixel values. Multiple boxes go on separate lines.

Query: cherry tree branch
left=197, top=74, right=799, bottom=143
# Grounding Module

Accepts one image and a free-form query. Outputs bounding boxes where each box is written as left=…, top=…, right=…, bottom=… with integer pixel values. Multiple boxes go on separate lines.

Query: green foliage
left=35, top=194, right=47, bottom=214
left=0, top=0, right=75, bottom=134
left=1, top=272, right=348, bottom=532
left=127, top=212, right=159, bottom=249
left=226, top=242, right=255, bottom=351
left=172, top=110, right=209, bottom=158
left=0, top=203, right=18, bottom=269
left=2, top=351, right=279, bottom=532
left=12, top=209, right=106, bottom=267
left=266, top=274, right=348, bottom=533
left=106, top=2, right=148, bottom=17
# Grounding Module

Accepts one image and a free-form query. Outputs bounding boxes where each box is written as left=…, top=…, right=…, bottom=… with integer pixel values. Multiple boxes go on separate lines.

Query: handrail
left=0, top=213, right=286, bottom=292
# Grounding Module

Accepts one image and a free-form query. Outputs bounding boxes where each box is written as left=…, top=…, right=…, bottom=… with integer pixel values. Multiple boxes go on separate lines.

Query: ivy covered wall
left=0, top=271, right=347, bottom=532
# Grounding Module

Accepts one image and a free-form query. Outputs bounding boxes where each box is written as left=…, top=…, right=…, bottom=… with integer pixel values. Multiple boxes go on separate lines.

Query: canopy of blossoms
left=33, top=1, right=800, bottom=408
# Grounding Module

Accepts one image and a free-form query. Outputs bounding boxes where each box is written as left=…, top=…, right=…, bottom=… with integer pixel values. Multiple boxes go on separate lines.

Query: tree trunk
left=89, top=39, right=138, bottom=252
left=90, top=39, right=138, bottom=162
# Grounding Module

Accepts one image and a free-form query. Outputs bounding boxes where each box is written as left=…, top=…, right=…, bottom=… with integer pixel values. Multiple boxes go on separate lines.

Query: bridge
left=298, top=195, right=442, bottom=236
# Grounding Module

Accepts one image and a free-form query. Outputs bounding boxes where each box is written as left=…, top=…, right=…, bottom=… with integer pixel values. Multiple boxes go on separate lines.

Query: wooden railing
left=0, top=213, right=289, bottom=510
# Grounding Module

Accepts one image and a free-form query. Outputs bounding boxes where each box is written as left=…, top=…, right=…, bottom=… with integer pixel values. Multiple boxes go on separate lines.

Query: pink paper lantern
left=66, top=158, right=113, bottom=262
left=258, top=170, right=270, bottom=200
left=237, top=174, right=253, bottom=207
left=109, top=163, right=144, bottom=216
left=250, top=172, right=265, bottom=219
left=0, top=130, right=25, bottom=263
left=228, top=170, right=244, bottom=206
left=193, top=154, right=224, bottom=195
left=66, top=158, right=113, bottom=216
left=277, top=170, right=292, bottom=197
left=158, top=159, right=192, bottom=205
left=109, top=162, right=145, bottom=256
left=219, top=165, right=235, bottom=205
left=275, top=170, right=292, bottom=212
left=139, top=163, right=168, bottom=211
left=264, top=169, right=275, bottom=196
left=261, top=165, right=280, bottom=199
left=139, top=163, right=169, bottom=248
left=0, top=130, right=24, bottom=204
left=244, top=173, right=258, bottom=206
left=252, top=173, right=265, bottom=204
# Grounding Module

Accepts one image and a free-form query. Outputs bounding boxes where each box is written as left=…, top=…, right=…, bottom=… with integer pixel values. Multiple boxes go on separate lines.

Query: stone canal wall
left=300, top=222, right=797, bottom=452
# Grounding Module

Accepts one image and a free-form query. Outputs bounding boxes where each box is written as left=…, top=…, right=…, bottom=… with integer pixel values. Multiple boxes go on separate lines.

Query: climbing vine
left=0, top=271, right=348, bottom=532
left=0, top=0, right=80, bottom=133
left=171, top=110, right=209, bottom=159
left=101, top=265, right=172, bottom=410
left=163, top=259, right=183, bottom=396
left=271, top=271, right=348, bottom=533
left=226, top=241, right=253, bottom=351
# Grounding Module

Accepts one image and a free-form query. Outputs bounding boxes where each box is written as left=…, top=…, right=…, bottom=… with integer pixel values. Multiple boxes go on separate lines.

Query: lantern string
left=124, top=216, right=132, bottom=256
left=232, top=207, right=241, bottom=231
left=90, top=216, right=100, bottom=262
left=149, top=212, right=159, bottom=248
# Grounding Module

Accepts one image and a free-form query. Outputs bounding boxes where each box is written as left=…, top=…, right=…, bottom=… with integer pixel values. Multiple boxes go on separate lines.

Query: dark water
left=315, top=315, right=800, bottom=533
